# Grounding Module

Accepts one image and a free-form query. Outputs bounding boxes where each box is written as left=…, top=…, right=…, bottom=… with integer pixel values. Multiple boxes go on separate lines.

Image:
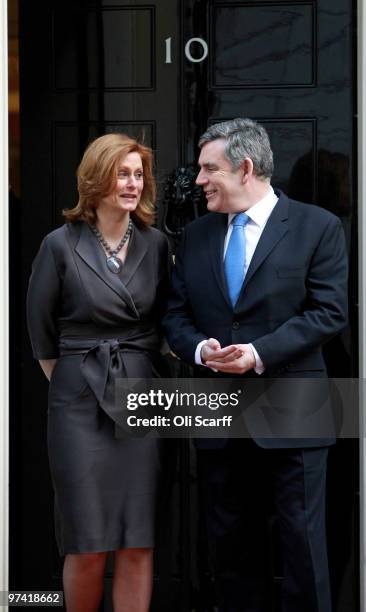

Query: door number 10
left=165, top=37, right=208, bottom=63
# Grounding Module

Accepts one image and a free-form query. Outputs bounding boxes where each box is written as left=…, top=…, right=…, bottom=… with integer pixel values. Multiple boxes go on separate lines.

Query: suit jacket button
left=232, top=321, right=240, bottom=330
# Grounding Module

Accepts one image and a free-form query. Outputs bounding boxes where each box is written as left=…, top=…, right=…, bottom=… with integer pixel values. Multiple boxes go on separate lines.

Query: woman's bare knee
left=65, top=551, right=108, bottom=575
left=117, top=548, right=152, bottom=559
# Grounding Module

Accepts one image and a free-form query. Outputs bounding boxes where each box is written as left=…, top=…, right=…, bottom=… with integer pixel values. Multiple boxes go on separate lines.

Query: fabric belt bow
left=59, top=338, right=150, bottom=426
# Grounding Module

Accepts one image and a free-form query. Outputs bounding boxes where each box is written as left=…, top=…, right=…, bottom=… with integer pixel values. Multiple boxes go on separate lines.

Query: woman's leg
left=112, top=548, right=154, bottom=612
left=63, top=551, right=108, bottom=612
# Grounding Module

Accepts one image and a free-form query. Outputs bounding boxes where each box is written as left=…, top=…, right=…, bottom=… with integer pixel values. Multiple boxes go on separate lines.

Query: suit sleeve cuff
left=249, top=343, right=265, bottom=375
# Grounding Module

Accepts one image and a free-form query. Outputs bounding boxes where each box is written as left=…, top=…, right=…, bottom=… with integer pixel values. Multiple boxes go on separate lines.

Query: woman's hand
left=39, top=359, right=58, bottom=381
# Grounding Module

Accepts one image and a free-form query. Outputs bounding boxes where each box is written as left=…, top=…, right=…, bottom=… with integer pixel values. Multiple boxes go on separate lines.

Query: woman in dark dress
left=27, top=133, right=169, bottom=611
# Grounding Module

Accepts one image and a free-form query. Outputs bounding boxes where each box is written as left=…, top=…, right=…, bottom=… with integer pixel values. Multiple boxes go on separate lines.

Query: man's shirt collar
left=228, top=186, right=278, bottom=228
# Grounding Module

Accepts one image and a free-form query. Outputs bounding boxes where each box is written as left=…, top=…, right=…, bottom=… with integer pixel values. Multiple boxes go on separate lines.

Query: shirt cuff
left=195, top=339, right=208, bottom=365
left=249, top=343, right=265, bottom=375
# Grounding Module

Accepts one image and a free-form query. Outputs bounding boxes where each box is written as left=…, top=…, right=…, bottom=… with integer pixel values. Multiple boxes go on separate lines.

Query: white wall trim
left=359, top=0, right=366, bottom=609
left=0, top=0, right=9, bottom=603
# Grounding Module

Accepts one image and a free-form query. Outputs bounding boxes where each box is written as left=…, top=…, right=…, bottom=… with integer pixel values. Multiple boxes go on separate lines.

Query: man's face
left=196, top=139, right=246, bottom=213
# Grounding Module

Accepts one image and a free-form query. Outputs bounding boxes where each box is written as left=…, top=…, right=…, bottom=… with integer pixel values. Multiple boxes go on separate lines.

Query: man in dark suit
left=163, top=118, right=348, bottom=612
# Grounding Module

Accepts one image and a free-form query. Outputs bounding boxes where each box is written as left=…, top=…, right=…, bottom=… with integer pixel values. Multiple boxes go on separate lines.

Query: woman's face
left=99, top=152, right=144, bottom=215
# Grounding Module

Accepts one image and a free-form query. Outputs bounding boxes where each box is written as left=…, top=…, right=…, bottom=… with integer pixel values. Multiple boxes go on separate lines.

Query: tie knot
left=232, top=212, right=249, bottom=227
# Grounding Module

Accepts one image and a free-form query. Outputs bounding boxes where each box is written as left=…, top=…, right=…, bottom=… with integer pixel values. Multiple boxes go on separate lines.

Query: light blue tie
left=224, top=212, right=249, bottom=306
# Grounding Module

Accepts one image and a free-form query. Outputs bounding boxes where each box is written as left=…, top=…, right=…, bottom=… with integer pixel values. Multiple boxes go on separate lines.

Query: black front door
left=14, top=1, right=357, bottom=610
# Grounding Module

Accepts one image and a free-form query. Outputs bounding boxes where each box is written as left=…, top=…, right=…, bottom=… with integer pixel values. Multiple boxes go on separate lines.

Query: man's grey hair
left=199, top=118, right=274, bottom=179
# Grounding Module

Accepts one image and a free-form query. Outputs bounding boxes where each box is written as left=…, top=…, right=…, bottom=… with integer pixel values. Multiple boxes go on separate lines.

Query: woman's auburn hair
left=63, top=133, right=156, bottom=227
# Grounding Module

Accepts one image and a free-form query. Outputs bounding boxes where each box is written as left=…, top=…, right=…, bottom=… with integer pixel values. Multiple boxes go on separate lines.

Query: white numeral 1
left=165, top=37, right=172, bottom=63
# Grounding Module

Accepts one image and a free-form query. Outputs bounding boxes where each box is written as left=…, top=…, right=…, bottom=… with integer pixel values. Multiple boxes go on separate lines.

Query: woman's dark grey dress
left=27, top=220, right=169, bottom=555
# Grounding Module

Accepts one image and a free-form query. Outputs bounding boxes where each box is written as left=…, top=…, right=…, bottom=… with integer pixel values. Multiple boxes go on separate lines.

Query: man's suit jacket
left=163, top=189, right=348, bottom=449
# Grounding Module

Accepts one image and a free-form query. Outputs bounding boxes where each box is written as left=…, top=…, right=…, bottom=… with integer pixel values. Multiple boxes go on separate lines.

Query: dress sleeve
left=26, top=236, right=62, bottom=359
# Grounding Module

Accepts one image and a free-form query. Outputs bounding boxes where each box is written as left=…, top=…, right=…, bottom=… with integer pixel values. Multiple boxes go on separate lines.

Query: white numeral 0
left=185, top=37, right=208, bottom=63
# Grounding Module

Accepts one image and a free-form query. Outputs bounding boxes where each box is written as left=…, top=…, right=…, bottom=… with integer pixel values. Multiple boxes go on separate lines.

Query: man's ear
left=241, top=158, right=254, bottom=183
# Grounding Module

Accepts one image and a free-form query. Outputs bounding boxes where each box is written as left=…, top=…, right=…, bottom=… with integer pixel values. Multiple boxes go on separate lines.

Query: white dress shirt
left=195, top=187, right=279, bottom=373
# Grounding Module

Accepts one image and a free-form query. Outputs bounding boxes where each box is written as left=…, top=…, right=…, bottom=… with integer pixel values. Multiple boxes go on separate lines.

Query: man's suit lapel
left=74, top=221, right=139, bottom=317
left=242, top=191, right=289, bottom=289
left=208, top=213, right=232, bottom=309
